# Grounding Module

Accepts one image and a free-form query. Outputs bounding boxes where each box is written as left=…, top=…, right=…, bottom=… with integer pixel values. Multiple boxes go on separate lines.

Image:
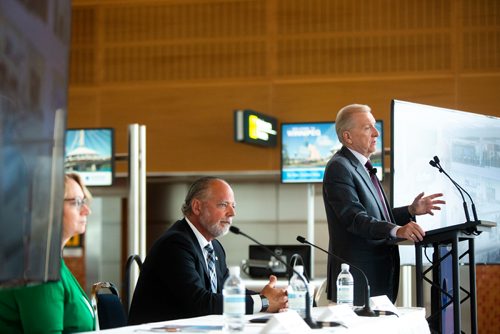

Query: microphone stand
left=229, top=226, right=320, bottom=329
left=296, top=236, right=377, bottom=317
left=430, top=156, right=499, bottom=235
left=429, top=156, right=473, bottom=222
left=433, top=156, right=479, bottom=222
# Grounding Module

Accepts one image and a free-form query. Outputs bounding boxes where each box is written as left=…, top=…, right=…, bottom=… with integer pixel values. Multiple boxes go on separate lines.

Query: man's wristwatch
left=260, top=295, right=269, bottom=312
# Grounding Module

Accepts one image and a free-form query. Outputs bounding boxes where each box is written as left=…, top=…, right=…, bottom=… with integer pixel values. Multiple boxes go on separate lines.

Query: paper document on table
left=316, top=304, right=357, bottom=328
left=149, top=324, right=223, bottom=332
left=370, top=295, right=400, bottom=317
left=260, top=310, right=312, bottom=334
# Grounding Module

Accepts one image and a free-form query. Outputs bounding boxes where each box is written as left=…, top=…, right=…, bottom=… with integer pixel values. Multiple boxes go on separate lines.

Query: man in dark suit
left=128, top=177, right=288, bottom=325
left=323, top=104, right=445, bottom=306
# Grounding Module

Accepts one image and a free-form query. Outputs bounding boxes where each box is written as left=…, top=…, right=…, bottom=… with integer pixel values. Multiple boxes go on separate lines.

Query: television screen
left=391, top=100, right=500, bottom=264
left=281, top=121, right=384, bottom=183
left=65, top=128, right=115, bottom=186
left=247, top=245, right=312, bottom=279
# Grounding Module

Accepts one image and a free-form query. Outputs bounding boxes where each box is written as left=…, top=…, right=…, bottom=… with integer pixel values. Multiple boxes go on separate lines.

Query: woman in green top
left=0, top=173, right=96, bottom=333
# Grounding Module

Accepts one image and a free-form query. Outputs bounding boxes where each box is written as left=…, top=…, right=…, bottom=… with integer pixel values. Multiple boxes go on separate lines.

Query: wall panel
left=66, top=90, right=101, bottom=125
left=97, top=83, right=276, bottom=171
left=69, top=0, right=500, bottom=173
left=477, top=264, right=500, bottom=333
left=458, top=76, right=500, bottom=115
left=69, top=5, right=97, bottom=84
left=275, top=0, right=454, bottom=76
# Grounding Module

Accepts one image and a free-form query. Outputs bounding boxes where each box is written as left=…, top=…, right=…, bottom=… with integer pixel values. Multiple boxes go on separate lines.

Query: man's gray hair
left=335, top=104, right=371, bottom=144
left=181, top=176, right=223, bottom=215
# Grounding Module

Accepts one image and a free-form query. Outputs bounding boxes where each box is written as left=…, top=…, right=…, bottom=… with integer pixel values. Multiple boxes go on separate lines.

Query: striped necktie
left=205, top=244, right=217, bottom=293
left=365, top=160, right=392, bottom=222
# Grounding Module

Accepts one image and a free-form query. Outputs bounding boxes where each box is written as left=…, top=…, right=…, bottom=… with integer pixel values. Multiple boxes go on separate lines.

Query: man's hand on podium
left=396, top=221, right=425, bottom=242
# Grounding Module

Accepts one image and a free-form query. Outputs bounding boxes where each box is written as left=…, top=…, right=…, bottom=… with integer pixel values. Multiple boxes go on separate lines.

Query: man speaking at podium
left=128, top=177, right=287, bottom=325
left=323, top=104, right=445, bottom=305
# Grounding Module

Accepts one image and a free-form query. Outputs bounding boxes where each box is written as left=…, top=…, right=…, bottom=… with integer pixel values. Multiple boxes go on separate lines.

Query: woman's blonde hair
left=64, top=173, right=92, bottom=200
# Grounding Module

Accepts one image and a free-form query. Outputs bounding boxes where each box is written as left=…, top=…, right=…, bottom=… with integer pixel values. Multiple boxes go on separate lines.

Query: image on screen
left=391, top=100, right=500, bottom=264
left=281, top=121, right=384, bottom=183
left=65, top=128, right=114, bottom=186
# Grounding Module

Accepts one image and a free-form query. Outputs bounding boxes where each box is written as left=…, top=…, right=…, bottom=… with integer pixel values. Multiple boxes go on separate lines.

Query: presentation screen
left=65, top=128, right=115, bottom=186
left=391, top=100, right=500, bottom=264
left=281, top=121, right=384, bottom=183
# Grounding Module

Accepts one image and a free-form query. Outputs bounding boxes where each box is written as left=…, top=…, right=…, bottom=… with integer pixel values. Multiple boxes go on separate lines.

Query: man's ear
left=343, top=131, right=352, bottom=144
left=191, top=198, right=202, bottom=215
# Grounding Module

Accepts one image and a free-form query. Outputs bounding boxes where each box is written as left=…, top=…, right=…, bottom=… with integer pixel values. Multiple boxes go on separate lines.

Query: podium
left=409, top=220, right=496, bottom=334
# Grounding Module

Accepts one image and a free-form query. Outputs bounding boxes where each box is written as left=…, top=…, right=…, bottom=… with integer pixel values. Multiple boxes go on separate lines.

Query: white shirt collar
left=347, top=147, right=370, bottom=171
left=185, top=217, right=211, bottom=251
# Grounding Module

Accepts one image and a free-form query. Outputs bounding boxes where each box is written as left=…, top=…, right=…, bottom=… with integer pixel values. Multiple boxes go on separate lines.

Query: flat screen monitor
left=281, top=121, right=384, bottom=183
left=248, top=244, right=312, bottom=279
left=64, top=128, right=115, bottom=186
left=391, top=100, right=500, bottom=264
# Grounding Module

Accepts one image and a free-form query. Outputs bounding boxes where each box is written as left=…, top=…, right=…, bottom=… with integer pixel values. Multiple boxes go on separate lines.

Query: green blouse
left=0, top=259, right=95, bottom=333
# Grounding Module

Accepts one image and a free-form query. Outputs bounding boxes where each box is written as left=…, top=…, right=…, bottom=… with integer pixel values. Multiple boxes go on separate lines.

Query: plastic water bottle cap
left=229, top=266, right=240, bottom=276
left=341, top=263, right=350, bottom=271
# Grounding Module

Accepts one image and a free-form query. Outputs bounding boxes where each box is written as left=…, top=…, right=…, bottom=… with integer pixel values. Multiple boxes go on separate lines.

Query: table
left=85, top=307, right=429, bottom=333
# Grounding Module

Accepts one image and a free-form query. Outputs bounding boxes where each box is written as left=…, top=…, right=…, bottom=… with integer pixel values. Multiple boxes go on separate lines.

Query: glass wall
left=0, top=0, right=71, bottom=286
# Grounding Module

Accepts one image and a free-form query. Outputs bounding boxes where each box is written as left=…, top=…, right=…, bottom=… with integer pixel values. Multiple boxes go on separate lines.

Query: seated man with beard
left=128, top=177, right=288, bottom=325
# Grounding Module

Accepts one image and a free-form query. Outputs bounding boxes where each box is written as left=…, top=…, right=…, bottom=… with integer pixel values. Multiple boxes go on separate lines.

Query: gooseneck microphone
left=429, top=155, right=477, bottom=222
left=296, top=236, right=377, bottom=317
left=229, top=226, right=320, bottom=328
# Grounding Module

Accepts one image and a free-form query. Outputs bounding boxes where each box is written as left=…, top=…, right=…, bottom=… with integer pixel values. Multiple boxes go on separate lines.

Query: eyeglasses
left=64, top=197, right=89, bottom=211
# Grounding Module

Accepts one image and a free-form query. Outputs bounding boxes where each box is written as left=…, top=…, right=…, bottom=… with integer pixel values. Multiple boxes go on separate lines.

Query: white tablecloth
left=86, top=306, right=429, bottom=334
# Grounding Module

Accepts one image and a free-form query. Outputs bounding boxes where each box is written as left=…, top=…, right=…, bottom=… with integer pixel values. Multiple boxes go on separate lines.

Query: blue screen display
left=281, top=121, right=384, bottom=183
left=65, top=128, right=114, bottom=186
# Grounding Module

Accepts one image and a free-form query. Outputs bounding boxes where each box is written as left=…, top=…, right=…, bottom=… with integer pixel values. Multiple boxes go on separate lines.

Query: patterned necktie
left=205, top=244, right=217, bottom=293
left=365, top=160, right=391, bottom=222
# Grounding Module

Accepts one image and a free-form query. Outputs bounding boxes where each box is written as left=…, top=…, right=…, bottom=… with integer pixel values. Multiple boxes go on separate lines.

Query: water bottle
left=287, top=265, right=307, bottom=318
left=223, top=266, right=245, bottom=332
left=336, top=263, right=354, bottom=306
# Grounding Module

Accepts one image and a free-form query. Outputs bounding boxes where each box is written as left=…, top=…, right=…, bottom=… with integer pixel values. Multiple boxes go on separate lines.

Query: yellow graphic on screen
left=248, top=115, right=277, bottom=141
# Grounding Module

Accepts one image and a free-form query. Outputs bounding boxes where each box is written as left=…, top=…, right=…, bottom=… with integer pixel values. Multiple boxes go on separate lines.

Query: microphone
left=366, top=166, right=378, bottom=176
left=229, top=226, right=320, bottom=328
left=296, top=236, right=377, bottom=317
left=429, top=155, right=477, bottom=222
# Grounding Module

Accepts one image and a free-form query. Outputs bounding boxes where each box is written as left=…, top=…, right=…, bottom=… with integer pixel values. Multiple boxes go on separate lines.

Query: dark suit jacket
left=322, top=146, right=413, bottom=305
left=128, top=219, right=256, bottom=325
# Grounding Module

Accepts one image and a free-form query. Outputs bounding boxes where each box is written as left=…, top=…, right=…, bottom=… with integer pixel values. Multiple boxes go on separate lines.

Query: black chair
left=123, top=254, right=143, bottom=313
left=91, top=281, right=127, bottom=330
